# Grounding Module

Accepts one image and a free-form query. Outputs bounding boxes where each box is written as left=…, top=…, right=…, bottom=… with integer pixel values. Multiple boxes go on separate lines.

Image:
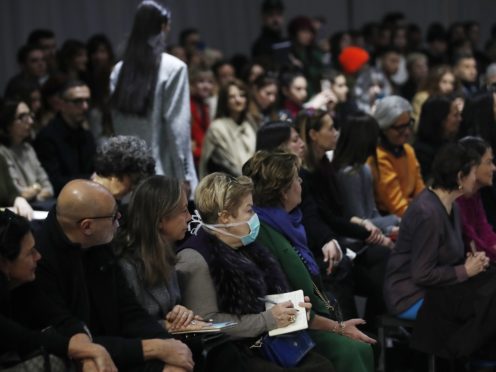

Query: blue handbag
left=257, top=331, right=316, bottom=368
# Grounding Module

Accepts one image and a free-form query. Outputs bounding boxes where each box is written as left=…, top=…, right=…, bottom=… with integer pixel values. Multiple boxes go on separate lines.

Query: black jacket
left=34, top=114, right=96, bottom=195
left=35, top=209, right=170, bottom=368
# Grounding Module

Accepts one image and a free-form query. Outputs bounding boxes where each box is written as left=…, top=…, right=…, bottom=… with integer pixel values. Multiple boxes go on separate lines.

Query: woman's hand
left=68, top=334, right=117, bottom=372
left=465, top=251, right=490, bottom=277
left=298, top=296, right=312, bottom=321
left=342, top=319, right=376, bottom=344
left=165, top=305, right=195, bottom=331
left=21, top=186, right=39, bottom=200
left=12, top=197, right=33, bottom=220
left=270, top=300, right=299, bottom=328
left=322, top=240, right=341, bottom=275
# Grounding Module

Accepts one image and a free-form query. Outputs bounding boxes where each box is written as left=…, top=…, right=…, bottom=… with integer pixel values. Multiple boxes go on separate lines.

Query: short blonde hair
left=195, top=173, right=254, bottom=224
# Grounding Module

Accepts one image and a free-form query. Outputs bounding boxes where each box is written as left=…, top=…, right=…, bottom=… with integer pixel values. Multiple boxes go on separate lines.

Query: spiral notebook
left=264, top=289, right=308, bottom=336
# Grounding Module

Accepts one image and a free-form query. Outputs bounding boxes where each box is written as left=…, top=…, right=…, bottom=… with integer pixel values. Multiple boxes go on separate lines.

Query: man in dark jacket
left=34, top=80, right=96, bottom=195
left=35, top=179, right=194, bottom=372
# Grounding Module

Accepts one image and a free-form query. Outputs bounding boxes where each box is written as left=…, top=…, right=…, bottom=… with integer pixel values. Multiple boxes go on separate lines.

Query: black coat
left=0, top=274, right=71, bottom=359
left=35, top=209, right=170, bottom=368
left=34, top=114, right=96, bottom=195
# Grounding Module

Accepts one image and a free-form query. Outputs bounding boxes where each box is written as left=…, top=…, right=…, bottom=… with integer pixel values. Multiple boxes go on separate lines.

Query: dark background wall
left=1, top=0, right=494, bottom=92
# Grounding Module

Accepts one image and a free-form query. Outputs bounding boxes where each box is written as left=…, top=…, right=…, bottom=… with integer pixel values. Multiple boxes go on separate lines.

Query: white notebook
left=264, top=289, right=308, bottom=336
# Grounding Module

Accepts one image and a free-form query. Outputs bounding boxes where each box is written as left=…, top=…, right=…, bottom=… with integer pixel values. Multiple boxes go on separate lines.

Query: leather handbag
left=255, top=330, right=315, bottom=368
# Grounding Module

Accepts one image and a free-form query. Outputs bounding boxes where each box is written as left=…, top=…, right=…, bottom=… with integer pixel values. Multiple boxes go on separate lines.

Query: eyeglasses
left=15, top=112, right=35, bottom=123
left=77, top=209, right=120, bottom=224
left=65, top=98, right=90, bottom=106
left=389, top=118, right=414, bottom=133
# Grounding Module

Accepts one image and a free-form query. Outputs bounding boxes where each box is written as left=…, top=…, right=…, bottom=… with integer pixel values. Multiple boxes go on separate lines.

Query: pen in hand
left=257, top=297, right=299, bottom=311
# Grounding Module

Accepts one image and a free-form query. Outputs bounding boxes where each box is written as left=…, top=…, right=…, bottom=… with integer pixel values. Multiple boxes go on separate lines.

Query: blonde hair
left=195, top=172, right=253, bottom=224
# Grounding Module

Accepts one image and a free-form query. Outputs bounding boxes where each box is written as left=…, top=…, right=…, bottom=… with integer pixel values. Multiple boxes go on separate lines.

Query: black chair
left=377, top=314, right=435, bottom=372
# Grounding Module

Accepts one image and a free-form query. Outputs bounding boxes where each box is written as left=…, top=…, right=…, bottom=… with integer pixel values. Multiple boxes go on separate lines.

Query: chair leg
left=378, top=325, right=386, bottom=372
left=428, top=354, right=436, bottom=372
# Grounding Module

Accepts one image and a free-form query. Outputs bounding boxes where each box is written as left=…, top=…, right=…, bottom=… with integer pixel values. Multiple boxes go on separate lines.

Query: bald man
left=35, top=180, right=194, bottom=372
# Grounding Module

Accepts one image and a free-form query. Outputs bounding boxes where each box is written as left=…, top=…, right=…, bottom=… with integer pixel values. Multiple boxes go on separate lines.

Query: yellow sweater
left=368, top=143, right=425, bottom=217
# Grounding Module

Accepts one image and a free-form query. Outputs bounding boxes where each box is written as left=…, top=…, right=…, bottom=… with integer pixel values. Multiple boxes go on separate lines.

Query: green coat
left=258, top=222, right=374, bottom=372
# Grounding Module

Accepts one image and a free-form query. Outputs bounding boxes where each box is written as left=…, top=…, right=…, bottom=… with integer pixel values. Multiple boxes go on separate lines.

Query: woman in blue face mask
left=176, top=172, right=334, bottom=371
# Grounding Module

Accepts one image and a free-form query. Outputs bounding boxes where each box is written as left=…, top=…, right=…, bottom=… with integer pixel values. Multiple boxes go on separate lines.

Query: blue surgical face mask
left=188, top=210, right=260, bottom=246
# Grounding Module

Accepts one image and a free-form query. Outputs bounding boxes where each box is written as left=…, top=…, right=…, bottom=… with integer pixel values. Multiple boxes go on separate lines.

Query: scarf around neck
left=254, top=206, right=320, bottom=275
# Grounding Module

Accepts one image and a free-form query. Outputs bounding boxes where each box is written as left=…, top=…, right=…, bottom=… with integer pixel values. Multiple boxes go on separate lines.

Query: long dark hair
left=112, top=0, right=170, bottom=117
left=294, top=108, right=329, bottom=171
left=116, top=175, right=181, bottom=286
left=215, top=79, right=248, bottom=123
left=417, top=95, right=454, bottom=145
left=0, top=100, right=23, bottom=147
left=332, top=115, right=380, bottom=171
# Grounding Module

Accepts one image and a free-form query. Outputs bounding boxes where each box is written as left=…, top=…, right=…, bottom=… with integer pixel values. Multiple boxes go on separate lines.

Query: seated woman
left=247, top=74, right=280, bottom=128
left=384, top=143, right=496, bottom=359
left=243, top=150, right=375, bottom=372
left=457, top=137, right=496, bottom=261
left=176, top=173, right=333, bottom=371
left=115, top=175, right=255, bottom=372
left=332, top=115, right=400, bottom=236
left=0, top=100, right=54, bottom=206
left=295, top=108, right=391, bottom=324
left=0, top=209, right=116, bottom=371
left=369, top=96, right=425, bottom=217
left=199, top=79, right=256, bottom=178
left=413, top=95, right=463, bottom=183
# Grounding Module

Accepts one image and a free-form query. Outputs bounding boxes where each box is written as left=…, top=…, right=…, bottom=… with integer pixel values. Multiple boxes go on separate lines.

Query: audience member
left=324, top=70, right=360, bottom=129
left=34, top=79, right=96, bottom=195
left=411, top=65, right=459, bottom=126
left=0, top=209, right=117, bottom=372
left=251, top=0, right=286, bottom=61
left=247, top=73, right=280, bottom=128
left=243, top=151, right=375, bottom=372
left=177, top=172, right=335, bottom=371
left=280, top=71, right=308, bottom=118
left=0, top=100, right=53, bottom=204
left=384, top=143, right=496, bottom=362
left=414, top=95, right=463, bottom=182
left=35, top=179, right=194, bottom=371
left=424, top=23, right=449, bottom=67
left=369, top=96, right=425, bottom=217
left=189, top=67, right=214, bottom=168
left=3, top=78, right=43, bottom=129
left=452, top=52, right=479, bottom=98
left=111, top=0, right=197, bottom=195
left=199, top=79, right=256, bottom=178
left=27, top=29, right=58, bottom=73
left=58, top=40, right=88, bottom=82
left=296, top=109, right=391, bottom=325
left=333, top=115, right=400, bottom=235
left=255, top=120, right=305, bottom=159
left=457, top=137, right=496, bottom=261
left=86, top=34, right=115, bottom=141
left=4, top=44, right=47, bottom=98
left=400, top=52, right=429, bottom=102
left=92, top=135, right=155, bottom=201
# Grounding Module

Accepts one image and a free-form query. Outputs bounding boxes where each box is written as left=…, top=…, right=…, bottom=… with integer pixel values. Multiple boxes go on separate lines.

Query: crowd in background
left=3, top=0, right=496, bottom=371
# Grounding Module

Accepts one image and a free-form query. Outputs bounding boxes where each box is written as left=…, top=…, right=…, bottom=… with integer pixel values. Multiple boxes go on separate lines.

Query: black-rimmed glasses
left=390, top=118, right=414, bottom=133
left=77, top=210, right=120, bottom=224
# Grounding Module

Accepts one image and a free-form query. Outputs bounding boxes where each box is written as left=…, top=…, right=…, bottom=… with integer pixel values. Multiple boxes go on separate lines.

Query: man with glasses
left=35, top=80, right=96, bottom=195
left=368, top=95, right=425, bottom=217
left=35, top=179, right=194, bottom=371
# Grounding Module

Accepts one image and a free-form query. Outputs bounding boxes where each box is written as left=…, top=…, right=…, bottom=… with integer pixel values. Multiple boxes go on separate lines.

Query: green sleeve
left=257, top=223, right=330, bottom=318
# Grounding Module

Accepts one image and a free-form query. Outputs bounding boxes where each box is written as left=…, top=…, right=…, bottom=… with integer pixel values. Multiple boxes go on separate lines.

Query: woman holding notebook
left=242, top=150, right=375, bottom=372
left=177, top=172, right=333, bottom=371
